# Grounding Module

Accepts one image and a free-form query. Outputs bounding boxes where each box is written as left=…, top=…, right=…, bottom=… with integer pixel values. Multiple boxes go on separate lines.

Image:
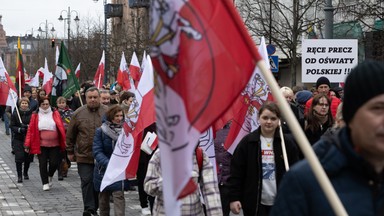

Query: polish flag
left=93, top=50, right=105, bottom=89
left=141, top=50, right=147, bottom=72
left=150, top=0, right=262, bottom=214
left=75, top=63, right=81, bottom=79
left=0, top=57, right=18, bottom=112
left=116, top=52, right=135, bottom=91
left=42, top=58, right=53, bottom=96
left=222, top=37, right=273, bottom=154
left=129, top=51, right=141, bottom=88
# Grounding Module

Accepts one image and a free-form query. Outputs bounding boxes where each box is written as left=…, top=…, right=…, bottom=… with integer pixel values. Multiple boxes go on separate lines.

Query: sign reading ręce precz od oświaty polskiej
left=301, top=39, right=358, bottom=83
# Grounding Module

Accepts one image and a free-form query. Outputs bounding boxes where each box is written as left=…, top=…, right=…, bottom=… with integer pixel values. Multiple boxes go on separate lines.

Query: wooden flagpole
left=18, top=71, right=22, bottom=98
left=279, top=121, right=289, bottom=171
left=78, top=90, right=83, bottom=106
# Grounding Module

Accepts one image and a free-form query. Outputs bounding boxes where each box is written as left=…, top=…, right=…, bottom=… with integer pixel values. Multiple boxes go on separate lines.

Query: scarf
left=101, top=121, right=122, bottom=141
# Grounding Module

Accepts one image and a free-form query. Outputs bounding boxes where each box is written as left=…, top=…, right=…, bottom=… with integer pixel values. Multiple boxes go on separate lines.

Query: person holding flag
left=10, top=97, right=33, bottom=183
left=228, top=102, right=299, bottom=216
left=93, top=105, right=129, bottom=216
left=144, top=146, right=222, bottom=215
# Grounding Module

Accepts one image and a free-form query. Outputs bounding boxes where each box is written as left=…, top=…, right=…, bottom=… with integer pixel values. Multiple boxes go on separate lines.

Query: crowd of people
left=0, top=60, right=383, bottom=216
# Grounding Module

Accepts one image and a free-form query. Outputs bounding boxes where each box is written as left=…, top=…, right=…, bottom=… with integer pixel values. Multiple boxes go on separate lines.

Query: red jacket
left=305, top=95, right=341, bottom=118
left=24, top=108, right=66, bottom=154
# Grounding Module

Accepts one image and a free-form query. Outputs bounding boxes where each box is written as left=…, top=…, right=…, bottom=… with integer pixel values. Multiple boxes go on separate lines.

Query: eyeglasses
left=317, top=103, right=329, bottom=107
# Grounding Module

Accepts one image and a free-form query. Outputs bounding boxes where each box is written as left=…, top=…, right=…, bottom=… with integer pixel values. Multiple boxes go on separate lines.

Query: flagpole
left=11, top=92, right=22, bottom=124
left=257, top=60, right=348, bottom=216
left=279, top=121, right=289, bottom=171
left=78, top=90, right=83, bottom=106
left=18, top=71, right=22, bottom=97
left=98, top=73, right=102, bottom=89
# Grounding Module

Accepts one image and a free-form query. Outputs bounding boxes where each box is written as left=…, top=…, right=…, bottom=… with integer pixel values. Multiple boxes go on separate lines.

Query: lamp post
left=37, top=20, right=55, bottom=58
left=93, top=0, right=108, bottom=84
left=58, top=7, right=80, bottom=53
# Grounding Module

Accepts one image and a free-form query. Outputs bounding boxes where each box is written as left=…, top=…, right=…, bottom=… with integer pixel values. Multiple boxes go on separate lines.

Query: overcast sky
left=0, top=0, right=104, bottom=38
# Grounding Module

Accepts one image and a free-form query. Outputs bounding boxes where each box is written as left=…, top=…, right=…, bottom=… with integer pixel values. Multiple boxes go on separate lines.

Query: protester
left=110, top=90, right=119, bottom=105
left=271, top=60, right=384, bottom=215
left=295, top=90, right=312, bottom=120
left=305, top=76, right=341, bottom=118
left=144, top=147, right=223, bottom=215
left=10, top=97, right=33, bottom=183
left=280, top=86, right=302, bottom=132
left=137, top=123, right=156, bottom=215
left=214, top=124, right=232, bottom=216
left=119, top=91, right=135, bottom=118
left=31, top=89, right=38, bottom=100
left=0, top=105, right=10, bottom=135
left=228, top=102, right=299, bottom=216
left=24, top=97, right=66, bottom=191
left=56, top=96, right=74, bottom=180
left=93, top=105, right=129, bottom=216
left=304, top=94, right=334, bottom=145
left=23, top=85, right=38, bottom=111
left=100, top=89, right=111, bottom=106
left=66, top=87, right=108, bottom=216
left=323, top=103, right=344, bottom=136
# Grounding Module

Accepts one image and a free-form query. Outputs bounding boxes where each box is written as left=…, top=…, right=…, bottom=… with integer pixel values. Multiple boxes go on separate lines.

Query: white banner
left=301, top=39, right=358, bottom=83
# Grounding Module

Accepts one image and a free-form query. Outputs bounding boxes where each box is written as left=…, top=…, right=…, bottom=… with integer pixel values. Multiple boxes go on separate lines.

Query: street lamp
left=37, top=20, right=55, bottom=58
left=58, top=7, right=80, bottom=52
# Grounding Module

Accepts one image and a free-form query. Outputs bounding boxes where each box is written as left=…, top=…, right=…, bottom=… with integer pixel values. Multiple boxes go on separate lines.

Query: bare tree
left=236, top=0, right=324, bottom=86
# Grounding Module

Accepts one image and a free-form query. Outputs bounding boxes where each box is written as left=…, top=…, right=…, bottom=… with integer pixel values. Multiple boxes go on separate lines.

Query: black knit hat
left=316, top=76, right=331, bottom=89
left=343, top=60, right=384, bottom=124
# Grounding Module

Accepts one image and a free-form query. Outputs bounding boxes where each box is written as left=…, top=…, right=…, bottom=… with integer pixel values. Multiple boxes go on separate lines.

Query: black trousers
left=38, top=146, right=60, bottom=185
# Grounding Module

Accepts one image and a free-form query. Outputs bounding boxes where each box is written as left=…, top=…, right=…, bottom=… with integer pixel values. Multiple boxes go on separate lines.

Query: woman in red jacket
left=24, top=97, right=66, bottom=191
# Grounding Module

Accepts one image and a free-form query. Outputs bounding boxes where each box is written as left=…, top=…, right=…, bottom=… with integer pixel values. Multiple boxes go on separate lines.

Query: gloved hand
left=21, top=124, right=28, bottom=129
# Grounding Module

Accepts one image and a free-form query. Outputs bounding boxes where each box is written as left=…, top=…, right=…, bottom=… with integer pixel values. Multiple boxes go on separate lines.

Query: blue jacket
left=93, top=126, right=129, bottom=192
left=271, top=127, right=384, bottom=216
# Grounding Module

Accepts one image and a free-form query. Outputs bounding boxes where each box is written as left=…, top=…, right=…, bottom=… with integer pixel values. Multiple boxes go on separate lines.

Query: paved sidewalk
left=0, top=129, right=143, bottom=216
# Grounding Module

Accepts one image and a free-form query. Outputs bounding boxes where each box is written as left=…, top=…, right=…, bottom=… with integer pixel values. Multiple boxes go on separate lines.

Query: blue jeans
left=3, top=113, right=9, bottom=134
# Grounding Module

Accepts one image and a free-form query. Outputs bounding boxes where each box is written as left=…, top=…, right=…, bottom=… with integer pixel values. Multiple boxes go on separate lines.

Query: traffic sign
left=269, top=56, right=279, bottom=73
left=266, top=44, right=276, bottom=55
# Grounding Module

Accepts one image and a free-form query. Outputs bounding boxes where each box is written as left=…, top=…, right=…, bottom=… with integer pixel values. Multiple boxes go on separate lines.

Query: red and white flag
left=0, top=57, right=18, bottom=112
left=116, top=52, right=135, bottom=91
left=26, top=70, right=40, bottom=87
left=101, top=56, right=155, bottom=190
left=129, top=51, right=141, bottom=88
left=125, top=56, right=155, bottom=178
left=75, top=63, right=81, bottom=79
left=42, top=58, right=53, bottom=96
left=150, top=0, right=262, bottom=214
left=93, top=50, right=105, bottom=89
left=141, top=50, right=147, bottom=72
left=100, top=132, right=134, bottom=192
left=222, top=37, right=273, bottom=154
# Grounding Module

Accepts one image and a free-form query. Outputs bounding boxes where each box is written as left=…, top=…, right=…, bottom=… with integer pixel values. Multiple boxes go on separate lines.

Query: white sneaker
left=48, top=176, right=53, bottom=187
left=141, top=207, right=151, bottom=215
left=43, top=184, right=50, bottom=191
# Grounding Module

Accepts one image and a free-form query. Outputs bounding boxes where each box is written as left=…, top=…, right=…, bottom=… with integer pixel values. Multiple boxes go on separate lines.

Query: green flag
left=51, top=41, right=80, bottom=104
